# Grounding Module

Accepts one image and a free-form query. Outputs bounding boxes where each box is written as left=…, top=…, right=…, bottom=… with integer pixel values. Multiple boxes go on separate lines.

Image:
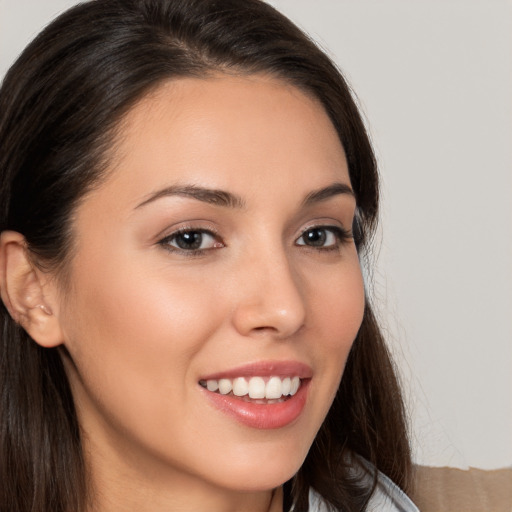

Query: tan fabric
left=410, top=466, right=512, bottom=512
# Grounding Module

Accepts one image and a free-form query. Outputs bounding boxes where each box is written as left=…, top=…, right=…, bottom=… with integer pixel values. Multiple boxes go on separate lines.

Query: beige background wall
left=1, top=0, right=511, bottom=470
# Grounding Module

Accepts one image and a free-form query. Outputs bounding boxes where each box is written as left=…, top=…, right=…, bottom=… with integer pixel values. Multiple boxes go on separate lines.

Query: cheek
left=58, top=256, right=236, bottom=474
left=310, top=255, right=365, bottom=351
left=58, top=253, right=226, bottom=415
left=65, top=248, right=223, bottom=346
left=302, top=254, right=365, bottom=420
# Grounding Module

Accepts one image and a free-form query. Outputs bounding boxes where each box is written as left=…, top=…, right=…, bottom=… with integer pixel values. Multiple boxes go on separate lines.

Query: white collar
left=307, top=465, right=419, bottom=512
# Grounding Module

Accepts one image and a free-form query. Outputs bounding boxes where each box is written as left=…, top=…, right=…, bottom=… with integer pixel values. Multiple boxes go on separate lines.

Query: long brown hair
left=0, top=1, right=411, bottom=510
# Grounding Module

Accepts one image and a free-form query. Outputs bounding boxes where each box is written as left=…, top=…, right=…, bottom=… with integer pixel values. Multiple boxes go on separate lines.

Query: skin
left=42, top=75, right=365, bottom=511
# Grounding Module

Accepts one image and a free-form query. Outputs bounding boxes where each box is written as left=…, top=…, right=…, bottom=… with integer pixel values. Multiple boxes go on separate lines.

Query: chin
left=219, top=466, right=299, bottom=493
left=204, top=443, right=309, bottom=492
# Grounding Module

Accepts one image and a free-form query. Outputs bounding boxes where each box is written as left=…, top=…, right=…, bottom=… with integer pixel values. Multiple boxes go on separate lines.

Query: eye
left=296, top=226, right=351, bottom=249
left=160, top=228, right=223, bottom=253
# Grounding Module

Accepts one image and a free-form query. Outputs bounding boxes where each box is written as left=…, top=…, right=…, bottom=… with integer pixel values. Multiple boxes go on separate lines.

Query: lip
left=199, top=360, right=313, bottom=381
left=199, top=360, right=312, bottom=429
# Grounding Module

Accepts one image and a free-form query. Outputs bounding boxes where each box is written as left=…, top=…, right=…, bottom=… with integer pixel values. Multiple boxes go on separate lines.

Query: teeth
left=207, top=380, right=219, bottom=392
left=265, top=376, right=283, bottom=399
left=233, top=377, right=249, bottom=396
left=281, top=377, right=291, bottom=396
left=248, top=376, right=266, bottom=399
left=203, top=375, right=302, bottom=399
left=218, top=379, right=232, bottom=395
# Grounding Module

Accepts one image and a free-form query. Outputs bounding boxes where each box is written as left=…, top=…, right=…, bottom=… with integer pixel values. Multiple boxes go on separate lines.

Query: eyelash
left=158, top=225, right=353, bottom=256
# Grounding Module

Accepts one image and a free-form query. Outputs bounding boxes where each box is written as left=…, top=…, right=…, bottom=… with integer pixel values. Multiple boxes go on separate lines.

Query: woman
left=0, top=0, right=417, bottom=510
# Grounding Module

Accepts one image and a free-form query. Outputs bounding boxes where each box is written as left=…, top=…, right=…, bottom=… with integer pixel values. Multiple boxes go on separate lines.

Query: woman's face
left=55, top=75, right=365, bottom=502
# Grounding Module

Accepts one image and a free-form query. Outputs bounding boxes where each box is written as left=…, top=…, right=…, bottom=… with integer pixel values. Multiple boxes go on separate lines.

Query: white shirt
left=308, top=468, right=420, bottom=512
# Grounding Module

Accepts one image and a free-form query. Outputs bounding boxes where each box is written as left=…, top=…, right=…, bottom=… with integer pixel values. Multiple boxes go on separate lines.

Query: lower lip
left=201, top=380, right=310, bottom=429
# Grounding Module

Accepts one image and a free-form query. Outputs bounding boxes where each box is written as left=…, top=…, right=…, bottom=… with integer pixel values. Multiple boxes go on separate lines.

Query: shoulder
left=307, top=466, right=420, bottom=512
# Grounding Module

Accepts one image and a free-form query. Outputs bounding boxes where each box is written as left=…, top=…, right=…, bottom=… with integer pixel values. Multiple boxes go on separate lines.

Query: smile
left=199, top=376, right=301, bottom=402
left=199, top=362, right=312, bottom=429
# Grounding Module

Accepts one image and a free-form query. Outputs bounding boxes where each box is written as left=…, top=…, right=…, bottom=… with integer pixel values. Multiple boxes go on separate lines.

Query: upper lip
left=199, top=360, right=313, bottom=381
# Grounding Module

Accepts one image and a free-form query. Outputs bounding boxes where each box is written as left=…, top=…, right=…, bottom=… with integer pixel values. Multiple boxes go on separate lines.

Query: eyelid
left=155, top=220, right=220, bottom=241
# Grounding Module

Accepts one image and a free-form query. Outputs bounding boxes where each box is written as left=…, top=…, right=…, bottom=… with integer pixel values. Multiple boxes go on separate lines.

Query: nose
left=231, top=248, right=306, bottom=339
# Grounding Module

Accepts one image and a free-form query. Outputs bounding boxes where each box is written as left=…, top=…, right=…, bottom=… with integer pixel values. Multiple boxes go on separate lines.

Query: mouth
left=199, top=375, right=302, bottom=404
left=198, top=361, right=311, bottom=429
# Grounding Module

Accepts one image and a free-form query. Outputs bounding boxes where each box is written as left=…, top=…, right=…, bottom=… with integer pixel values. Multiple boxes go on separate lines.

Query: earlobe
left=0, top=231, right=64, bottom=348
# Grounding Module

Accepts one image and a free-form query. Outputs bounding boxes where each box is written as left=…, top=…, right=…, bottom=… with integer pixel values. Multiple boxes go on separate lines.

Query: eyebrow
left=135, top=181, right=354, bottom=210
left=135, top=184, right=246, bottom=209
left=302, top=182, right=355, bottom=206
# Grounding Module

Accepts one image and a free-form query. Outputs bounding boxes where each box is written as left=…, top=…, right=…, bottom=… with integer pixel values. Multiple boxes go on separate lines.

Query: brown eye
left=297, top=227, right=336, bottom=247
left=296, top=226, right=352, bottom=249
left=302, top=228, right=327, bottom=246
left=161, top=229, right=220, bottom=252
left=174, top=231, right=204, bottom=250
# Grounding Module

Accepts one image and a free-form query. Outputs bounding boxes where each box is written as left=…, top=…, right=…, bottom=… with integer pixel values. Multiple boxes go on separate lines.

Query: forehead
left=99, top=74, right=350, bottom=208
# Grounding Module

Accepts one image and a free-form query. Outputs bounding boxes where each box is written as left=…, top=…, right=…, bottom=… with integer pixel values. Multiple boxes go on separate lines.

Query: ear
left=0, top=231, right=64, bottom=347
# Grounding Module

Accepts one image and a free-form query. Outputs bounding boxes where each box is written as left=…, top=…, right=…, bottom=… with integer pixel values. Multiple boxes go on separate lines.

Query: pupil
left=306, top=229, right=326, bottom=246
left=176, top=231, right=202, bottom=250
